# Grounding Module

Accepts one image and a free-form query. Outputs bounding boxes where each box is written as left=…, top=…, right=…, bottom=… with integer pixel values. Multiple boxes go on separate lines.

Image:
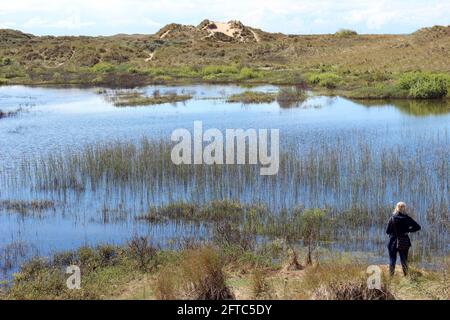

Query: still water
left=0, top=85, right=449, bottom=280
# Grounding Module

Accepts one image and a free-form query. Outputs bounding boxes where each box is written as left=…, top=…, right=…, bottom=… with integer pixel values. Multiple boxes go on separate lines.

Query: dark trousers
left=388, top=247, right=409, bottom=276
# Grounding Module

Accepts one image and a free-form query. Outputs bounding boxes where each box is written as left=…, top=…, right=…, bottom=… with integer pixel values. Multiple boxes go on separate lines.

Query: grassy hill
left=1, top=21, right=449, bottom=97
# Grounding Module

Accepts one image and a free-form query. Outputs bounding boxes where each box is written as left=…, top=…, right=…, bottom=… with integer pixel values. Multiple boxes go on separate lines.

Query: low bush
left=307, top=72, right=341, bottom=89
left=226, top=91, right=275, bottom=104
left=334, top=29, right=358, bottom=37
left=397, top=72, right=449, bottom=98
left=127, top=236, right=158, bottom=271
left=91, top=62, right=115, bottom=73
left=180, top=247, right=234, bottom=300
left=250, top=269, right=274, bottom=299
left=409, top=78, right=448, bottom=99
left=201, top=65, right=240, bottom=76
left=237, top=67, right=262, bottom=80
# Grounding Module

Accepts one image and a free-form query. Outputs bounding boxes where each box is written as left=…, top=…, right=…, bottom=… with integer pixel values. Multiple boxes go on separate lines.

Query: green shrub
left=91, top=62, right=115, bottom=73
left=308, top=72, right=341, bottom=89
left=0, top=78, right=8, bottom=85
left=397, top=72, right=449, bottom=98
left=201, top=65, right=239, bottom=76
left=238, top=67, right=261, bottom=80
left=146, top=66, right=199, bottom=78
left=0, top=57, right=13, bottom=66
left=227, top=91, right=275, bottom=104
left=350, top=84, right=408, bottom=99
left=335, top=29, right=358, bottom=37
left=409, top=79, right=447, bottom=98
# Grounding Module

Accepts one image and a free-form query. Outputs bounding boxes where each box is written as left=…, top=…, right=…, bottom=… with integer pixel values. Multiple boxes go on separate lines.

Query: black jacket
left=386, top=213, right=421, bottom=250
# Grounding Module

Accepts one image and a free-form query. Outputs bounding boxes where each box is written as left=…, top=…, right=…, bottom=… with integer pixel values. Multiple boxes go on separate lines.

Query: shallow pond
left=0, top=84, right=449, bottom=280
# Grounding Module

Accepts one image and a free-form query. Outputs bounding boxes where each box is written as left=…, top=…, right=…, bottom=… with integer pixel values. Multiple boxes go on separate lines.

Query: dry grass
left=4, top=242, right=450, bottom=300
left=154, top=247, right=235, bottom=300
left=307, top=261, right=395, bottom=300
left=250, top=268, right=274, bottom=299
left=154, top=266, right=179, bottom=300
left=180, top=247, right=235, bottom=300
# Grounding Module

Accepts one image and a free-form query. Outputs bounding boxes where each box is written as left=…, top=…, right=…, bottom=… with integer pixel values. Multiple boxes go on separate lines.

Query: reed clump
left=226, top=91, right=276, bottom=104
left=8, top=130, right=450, bottom=256
left=104, top=90, right=192, bottom=107
left=138, top=200, right=268, bottom=224
left=0, top=200, right=55, bottom=215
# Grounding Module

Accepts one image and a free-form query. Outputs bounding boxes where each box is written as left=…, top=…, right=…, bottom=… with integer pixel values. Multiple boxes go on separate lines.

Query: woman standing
left=386, top=202, right=421, bottom=276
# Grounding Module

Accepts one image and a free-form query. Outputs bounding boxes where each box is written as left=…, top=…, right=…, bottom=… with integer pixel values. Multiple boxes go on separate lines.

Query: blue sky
left=0, top=0, right=449, bottom=36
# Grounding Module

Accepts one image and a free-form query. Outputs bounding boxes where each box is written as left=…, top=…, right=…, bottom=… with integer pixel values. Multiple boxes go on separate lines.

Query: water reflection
left=354, top=98, right=450, bottom=116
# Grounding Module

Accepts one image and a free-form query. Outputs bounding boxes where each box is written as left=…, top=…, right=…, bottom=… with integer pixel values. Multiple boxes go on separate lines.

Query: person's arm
left=407, top=217, right=421, bottom=233
left=386, top=217, right=393, bottom=235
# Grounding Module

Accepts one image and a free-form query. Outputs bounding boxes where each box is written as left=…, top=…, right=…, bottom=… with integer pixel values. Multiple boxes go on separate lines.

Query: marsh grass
left=8, top=244, right=146, bottom=299
left=6, top=130, right=450, bottom=256
left=0, top=242, right=33, bottom=274
left=0, top=200, right=55, bottom=215
left=0, top=108, right=22, bottom=119
left=226, top=91, right=276, bottom=104
left=102, top=89, right=192, bottom=106
left=138, top=200, right=267, bottom=224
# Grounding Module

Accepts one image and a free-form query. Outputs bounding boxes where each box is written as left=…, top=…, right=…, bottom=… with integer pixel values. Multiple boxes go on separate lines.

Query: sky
left=0, top=0, right=449, bottom=36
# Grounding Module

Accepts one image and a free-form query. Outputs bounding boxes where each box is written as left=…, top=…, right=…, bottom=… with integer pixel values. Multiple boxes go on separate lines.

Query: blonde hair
left=394, top=202, right=407, bottom=214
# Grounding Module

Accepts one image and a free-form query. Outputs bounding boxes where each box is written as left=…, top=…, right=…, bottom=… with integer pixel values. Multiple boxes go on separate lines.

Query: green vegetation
left=91, top=62, right=115, bottom=73
left=0, top=200, right=55, bottom=215
left=7, top=243, right=147, bottom=299
left=9, top=133, right=448, bottom=256
left=226, top=91, right=276, bottom=103
left=307, top=72, right=341, bottom=89
left=345, top=72, right=450, bottom=99
left=295, top=209, right=331, bottom=265
left=334, top=29, right=358, bottom=37
left=104, top=90, right=192, bottom=106
left=0, top=25, right=449, bottom=98
left=3, top=240, right=448, bottom=300
left=397, top=72, right=450, bottom=98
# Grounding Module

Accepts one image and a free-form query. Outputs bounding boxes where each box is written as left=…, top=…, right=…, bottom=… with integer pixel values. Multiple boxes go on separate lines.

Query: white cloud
left=22, top=15, right=94, bottom=30
left=22, top=17, right=48, bottom=29
left=50, top=15, right=94, bottom=30
left=0, top=21, right=17, bottom=29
